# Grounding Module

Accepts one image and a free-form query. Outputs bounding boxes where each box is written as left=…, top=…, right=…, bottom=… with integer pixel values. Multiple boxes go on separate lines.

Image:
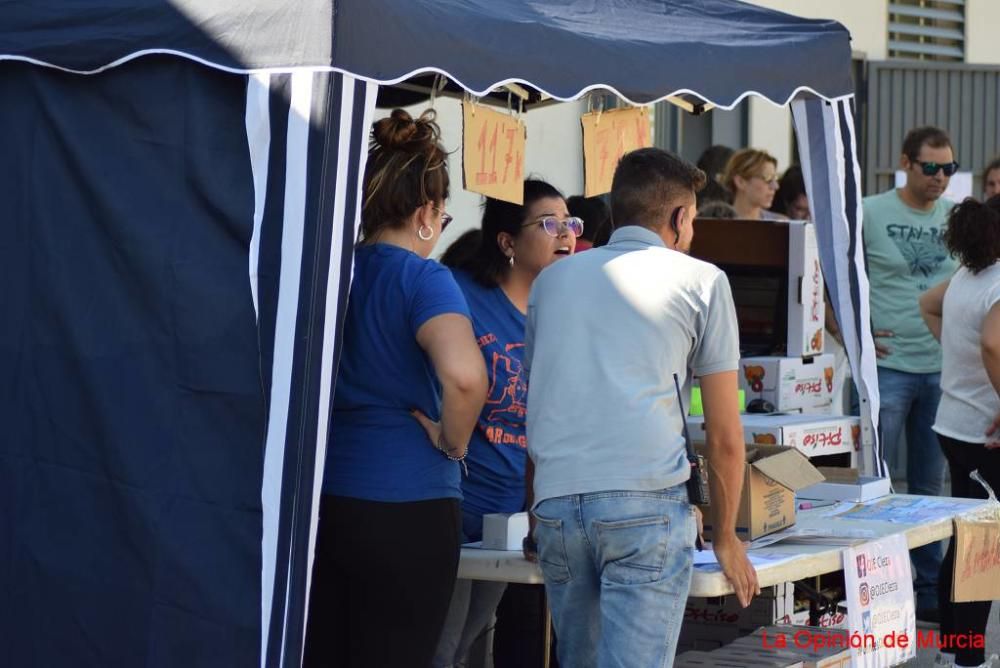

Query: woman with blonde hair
left=722, top=148, right=786, bottom=220
left=304, top=108, right=488, bottom=667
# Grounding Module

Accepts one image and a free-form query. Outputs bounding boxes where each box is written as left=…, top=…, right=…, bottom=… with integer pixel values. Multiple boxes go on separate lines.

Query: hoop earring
left=417, top=225, right=434, bottom=241
left=508, top=255, right=515, bottom=267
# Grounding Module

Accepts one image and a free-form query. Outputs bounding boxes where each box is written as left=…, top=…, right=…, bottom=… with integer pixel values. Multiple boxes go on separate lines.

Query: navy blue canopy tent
left=0, top=1, right=882, bottom=666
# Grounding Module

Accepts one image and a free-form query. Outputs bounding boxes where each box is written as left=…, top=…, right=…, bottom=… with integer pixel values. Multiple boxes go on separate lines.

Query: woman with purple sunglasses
left=433, top=179, right=580, bottom=668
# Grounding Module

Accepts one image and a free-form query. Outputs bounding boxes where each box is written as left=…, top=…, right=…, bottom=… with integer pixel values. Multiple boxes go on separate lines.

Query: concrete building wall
left=742, top=0, right=888, bottom=172
left=746, top=0, right=888, bottom=60
left=966, top=0, right=1000, bottom=65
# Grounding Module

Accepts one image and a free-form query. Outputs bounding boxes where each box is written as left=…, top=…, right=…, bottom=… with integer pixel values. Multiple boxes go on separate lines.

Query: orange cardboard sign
left=953, top=514, right=1000, bottom=602
left=462, top=102, right=526, bottom=204
left=581, top=106, right=651, bottom=196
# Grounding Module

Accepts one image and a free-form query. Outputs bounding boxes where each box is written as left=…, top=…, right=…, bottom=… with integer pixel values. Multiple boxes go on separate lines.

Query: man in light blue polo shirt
left=524, top=148, right=758, bottom=667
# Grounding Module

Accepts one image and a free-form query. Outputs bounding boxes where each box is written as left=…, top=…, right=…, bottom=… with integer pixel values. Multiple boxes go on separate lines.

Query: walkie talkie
left=674, top=373, right=711, bottom=506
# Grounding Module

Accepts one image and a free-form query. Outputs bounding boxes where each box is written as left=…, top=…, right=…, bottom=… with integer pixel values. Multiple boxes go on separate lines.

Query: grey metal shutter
left=888, top=0, right=965, bottom=61
left=863, top=60, right=1000, bottom=195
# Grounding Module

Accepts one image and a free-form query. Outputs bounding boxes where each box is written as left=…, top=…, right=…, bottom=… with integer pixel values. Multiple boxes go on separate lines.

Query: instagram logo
left=859, top=582, right=870, bottom=607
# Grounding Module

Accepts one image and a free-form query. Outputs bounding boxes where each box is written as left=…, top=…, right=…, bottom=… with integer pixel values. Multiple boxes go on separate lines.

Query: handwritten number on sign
left=476, top=118, right=518, bottom=187
left=463, top=102, right=526, bottom=204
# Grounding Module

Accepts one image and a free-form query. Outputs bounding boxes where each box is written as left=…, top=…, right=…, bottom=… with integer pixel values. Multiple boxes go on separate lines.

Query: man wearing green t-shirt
left=862, top=126, right=958, bottom=623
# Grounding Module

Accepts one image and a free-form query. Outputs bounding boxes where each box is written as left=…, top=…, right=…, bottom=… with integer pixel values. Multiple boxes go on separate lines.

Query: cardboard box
left=745, top=626, right=853, bottom=668
left=740, top=354, right=836, bottom=414
left=699, top=445, right=825, bottom=541
left=787, top=222, right=825, bottom=358
left=710, top=646, right=807, bottom=668
left=687, top=414, right=860, bottom=458
left=686, top=584, right=795, bottom=629
left=679, top=585, right=795, bottom=652
left=481, top=512, right=529, bottom=550
left=785, top=602, right=848, bottom=629
left=796, top=467, right=891, bottom=503
left=689, top=219, right=825, bottom=358
left=676, top=648, right=804, bottom=668
left=678, top=623, right=743, bottom=654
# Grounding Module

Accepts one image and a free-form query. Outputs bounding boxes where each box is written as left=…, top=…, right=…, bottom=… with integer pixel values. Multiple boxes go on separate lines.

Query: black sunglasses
left=914, top=160, right=959, bottom=177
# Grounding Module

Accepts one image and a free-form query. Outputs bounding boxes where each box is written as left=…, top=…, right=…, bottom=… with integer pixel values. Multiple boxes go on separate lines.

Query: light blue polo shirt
left=525, top=225, right=740, bottom=506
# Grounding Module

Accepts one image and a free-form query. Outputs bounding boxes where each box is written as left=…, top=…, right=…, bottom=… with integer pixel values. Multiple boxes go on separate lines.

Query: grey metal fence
left=864, top=60, right=1000, bottom=195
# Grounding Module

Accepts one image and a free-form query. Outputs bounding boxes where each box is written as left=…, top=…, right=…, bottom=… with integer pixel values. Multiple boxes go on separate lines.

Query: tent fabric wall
left=0, top=58, right=376, bottom=668
left=792, top=96, right=884, bottom=476
left=0, top=56, right=264, bottom=667
left=247, top=70, right=376, bottom=668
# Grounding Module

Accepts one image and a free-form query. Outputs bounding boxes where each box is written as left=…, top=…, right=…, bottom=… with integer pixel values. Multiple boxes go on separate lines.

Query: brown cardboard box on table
left=699, top=445, right=825, bottom=541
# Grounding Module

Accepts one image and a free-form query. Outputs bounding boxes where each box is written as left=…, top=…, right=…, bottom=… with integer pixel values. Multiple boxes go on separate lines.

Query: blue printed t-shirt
left=452, top=270, right=529, bottom=525
left=323, top=244, right=471, bottom=502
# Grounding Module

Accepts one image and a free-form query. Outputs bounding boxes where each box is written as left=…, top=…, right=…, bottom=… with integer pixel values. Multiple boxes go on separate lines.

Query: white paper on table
left=693, top=549, right=800, bottom=571
left=798, top=500, right=859, bottom=519
left=748, top=525, right=877, bottom=550
left=843, top=496, right=981, bottom=524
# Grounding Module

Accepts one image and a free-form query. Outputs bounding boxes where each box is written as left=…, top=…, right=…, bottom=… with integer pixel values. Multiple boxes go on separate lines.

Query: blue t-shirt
left=452, top=270, right=529, bottom=525
left=323, top=244, right=471, bottom=502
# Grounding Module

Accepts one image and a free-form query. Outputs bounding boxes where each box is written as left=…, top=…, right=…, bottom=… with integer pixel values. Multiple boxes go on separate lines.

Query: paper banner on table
left=462, top=101, right=526, bottom=204
left=843, top=534, right=915, bottom=667
left=581, top=106, right=651, bottom=196
left=952, top=512, right=1000, bottom=603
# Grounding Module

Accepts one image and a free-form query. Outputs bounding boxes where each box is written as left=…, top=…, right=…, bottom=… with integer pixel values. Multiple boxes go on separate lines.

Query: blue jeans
left=532, top=484, right=696, bottom=668
left=878, top=367, right=946, bottom=609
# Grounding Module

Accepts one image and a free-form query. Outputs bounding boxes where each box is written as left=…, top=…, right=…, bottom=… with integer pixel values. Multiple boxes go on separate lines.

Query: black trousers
left=937, top=435, right=1000, bottom=667
left=303, top=494, right=461, bottom=668
left=493, top=583, right=559, bottom=668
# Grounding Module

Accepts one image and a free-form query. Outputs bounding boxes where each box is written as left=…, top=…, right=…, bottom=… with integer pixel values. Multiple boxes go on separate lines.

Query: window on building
left=888, top=0, right=965, bottom=61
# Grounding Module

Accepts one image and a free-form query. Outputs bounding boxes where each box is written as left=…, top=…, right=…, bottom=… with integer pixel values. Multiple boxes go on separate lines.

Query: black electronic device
left=674, top=374, right=710, bottom=506
left=745, top=397, right=777, bottom=414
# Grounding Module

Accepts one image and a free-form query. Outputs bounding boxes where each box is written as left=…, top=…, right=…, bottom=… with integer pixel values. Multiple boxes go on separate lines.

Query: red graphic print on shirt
left=482, top=342, right=527, bottom=448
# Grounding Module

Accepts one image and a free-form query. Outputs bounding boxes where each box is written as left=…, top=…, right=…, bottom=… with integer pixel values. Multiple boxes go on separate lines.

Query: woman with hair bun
left=304, top=109, right=488, bottom=668
left=433, top=179, right=579, bottom=668
left=919, top=195, right=1000, bottom=668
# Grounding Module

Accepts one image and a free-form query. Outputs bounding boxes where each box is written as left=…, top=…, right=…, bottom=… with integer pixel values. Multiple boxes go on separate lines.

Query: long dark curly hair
left=943, top=195, right=1000, bottom=274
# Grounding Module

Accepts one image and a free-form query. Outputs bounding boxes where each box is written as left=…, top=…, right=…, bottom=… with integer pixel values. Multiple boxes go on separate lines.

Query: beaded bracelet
left=436, top=434, right=469, bottom=476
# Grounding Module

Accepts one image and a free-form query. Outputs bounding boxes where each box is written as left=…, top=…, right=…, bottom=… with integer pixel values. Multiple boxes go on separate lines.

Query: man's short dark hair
left=610, top=148, right=706, bottom=230
left=901, top=126, right=952, bottom=161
